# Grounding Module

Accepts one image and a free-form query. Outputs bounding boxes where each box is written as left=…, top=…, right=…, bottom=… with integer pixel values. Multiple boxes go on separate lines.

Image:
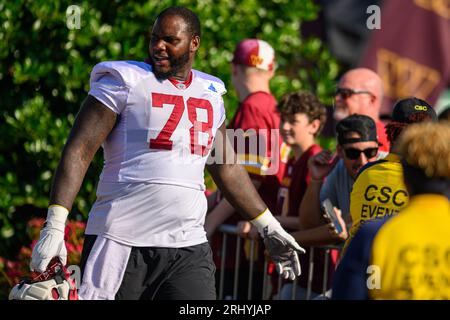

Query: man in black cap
left=299, top=114, right=384, bottom=234
left=345, top=97, right=437, bottom=251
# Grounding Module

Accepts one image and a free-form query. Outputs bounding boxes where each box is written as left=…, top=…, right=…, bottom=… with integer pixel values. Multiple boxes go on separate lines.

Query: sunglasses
left=343, top=147, right=378, bottom=160
left=335, top=87, right=374, bottom=99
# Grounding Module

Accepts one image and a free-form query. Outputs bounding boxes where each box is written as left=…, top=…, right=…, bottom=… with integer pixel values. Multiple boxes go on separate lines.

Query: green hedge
left=0, top=0, right=339, bottom=257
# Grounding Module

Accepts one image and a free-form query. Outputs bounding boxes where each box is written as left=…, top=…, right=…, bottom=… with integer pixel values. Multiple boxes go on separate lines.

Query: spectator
left=205, top=38, right=282, bottom=237
left=275, top=92, right=325, bottom=227
left=204, top=38, right=286, bottom=299
left=271, top=91, right=334, bottom=299
left=299, top=114, right=384, bottom=232
left=333, top=68, right=390, bottom=152
left=332, top=121, right=450, bottom=299
left=345, top=97, right=438, bottom=252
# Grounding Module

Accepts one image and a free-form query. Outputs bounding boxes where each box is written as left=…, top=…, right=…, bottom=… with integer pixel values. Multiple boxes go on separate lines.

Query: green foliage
left=0, top=0, right=339, bottom=256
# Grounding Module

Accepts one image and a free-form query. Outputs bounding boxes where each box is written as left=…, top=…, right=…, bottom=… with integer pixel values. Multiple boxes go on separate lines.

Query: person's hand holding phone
left=321, top=199, right=348, bottom=241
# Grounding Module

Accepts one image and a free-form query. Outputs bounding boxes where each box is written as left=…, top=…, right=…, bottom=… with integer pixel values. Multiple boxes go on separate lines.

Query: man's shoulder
left=309, top=144, right=322, bottom=156
left=354, top=158, right=389, bottom=181
left=90, top=60, right=152, bottom=86
left=355, top=153, right=402, bottom=182
left=327, top=159, right=347, bottom=181
left=192, top=69, right=225, bottom=86
left=242, top=91, right=277, bottom=109
left=192, top=69, right=226, bottom=95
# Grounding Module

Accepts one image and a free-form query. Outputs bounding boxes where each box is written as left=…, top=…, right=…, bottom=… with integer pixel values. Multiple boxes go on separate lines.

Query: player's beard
left=152, top=50, right=190, bottom=80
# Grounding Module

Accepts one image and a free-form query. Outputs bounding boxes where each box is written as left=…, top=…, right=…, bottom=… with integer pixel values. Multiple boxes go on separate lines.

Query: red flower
left=27, top=218, right=45, bottom=229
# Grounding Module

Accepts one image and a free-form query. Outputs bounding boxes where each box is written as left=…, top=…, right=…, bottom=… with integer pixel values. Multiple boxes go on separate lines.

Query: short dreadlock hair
left=385, top=113, right=434, bottom=143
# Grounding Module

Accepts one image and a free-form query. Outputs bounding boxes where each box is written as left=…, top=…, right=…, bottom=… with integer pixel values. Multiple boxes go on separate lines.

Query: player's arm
left=206, top=123, right=269, bottom=220
left=50, top=96, right=117, bottom=209
left=204, top=177, right=262, bottom=238
left=30, top=96, right=117, bottom=272
left=206, top=123, right=305, bottom=280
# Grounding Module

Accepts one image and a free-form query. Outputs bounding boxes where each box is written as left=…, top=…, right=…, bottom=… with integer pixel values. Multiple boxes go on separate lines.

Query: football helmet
left=9, top=258, right=78, bottom=300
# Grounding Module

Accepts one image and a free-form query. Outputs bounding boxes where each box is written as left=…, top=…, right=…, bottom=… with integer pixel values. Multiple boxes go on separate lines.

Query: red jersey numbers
left=150, top=93, right=214, bottom=156
left=187, top=97, right=213, bottom=156
left=150, top=93, right=184, bottom=150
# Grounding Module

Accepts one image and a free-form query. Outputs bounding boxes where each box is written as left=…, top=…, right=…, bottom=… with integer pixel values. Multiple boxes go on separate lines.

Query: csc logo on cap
left=414, top=105, right=428, bottom=111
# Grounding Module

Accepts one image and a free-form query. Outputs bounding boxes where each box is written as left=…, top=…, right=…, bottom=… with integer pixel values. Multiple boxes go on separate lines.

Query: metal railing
left=215, top=224, right=343, bottom=300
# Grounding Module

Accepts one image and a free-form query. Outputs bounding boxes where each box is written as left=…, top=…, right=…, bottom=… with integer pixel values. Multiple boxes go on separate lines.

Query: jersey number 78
left=150, top=92, right=214, bottom=157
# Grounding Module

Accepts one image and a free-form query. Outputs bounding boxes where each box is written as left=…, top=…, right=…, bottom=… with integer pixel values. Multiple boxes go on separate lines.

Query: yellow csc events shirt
left=347, top=153, right=409, bottom=246
left=331, top=194, right=450, bottom=300
left=370, top=195, right=450, bottom=299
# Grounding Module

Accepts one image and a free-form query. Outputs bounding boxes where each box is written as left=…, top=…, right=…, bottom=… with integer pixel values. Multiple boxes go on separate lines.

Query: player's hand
left=308, top=150, right=340, bottom=181
left=251, top=209, right=306, bottom=280
left=30, top=206, right=68, bottom=273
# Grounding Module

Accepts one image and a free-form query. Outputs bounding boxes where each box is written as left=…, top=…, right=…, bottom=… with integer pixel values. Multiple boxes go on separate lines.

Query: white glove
left=30, top=205, right=68, bottom=273
left=250, top=209, right=306, bottom=280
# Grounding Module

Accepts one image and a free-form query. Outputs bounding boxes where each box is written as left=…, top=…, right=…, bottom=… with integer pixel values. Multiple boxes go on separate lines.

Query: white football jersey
left=85, top=61, right=226, bottom=247
left=89, top=60, right=226, bottom=190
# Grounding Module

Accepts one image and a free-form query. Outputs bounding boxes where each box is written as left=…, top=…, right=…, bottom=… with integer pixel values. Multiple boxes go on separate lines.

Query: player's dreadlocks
left=156, top=6, right=201, bottom=38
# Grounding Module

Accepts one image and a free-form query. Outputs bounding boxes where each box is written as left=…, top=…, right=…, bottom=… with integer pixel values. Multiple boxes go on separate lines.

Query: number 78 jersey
left=88, top=61, right=227, bottom=191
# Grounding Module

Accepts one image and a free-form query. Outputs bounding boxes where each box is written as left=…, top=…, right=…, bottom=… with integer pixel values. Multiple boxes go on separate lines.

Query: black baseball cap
left=391, top=97, right=437, bottom=123
left=336, top=114, right=379, bottom=145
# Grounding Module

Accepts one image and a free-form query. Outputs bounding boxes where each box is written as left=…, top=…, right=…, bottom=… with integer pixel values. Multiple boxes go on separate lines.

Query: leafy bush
left=0, top=0, right=339, bottom=258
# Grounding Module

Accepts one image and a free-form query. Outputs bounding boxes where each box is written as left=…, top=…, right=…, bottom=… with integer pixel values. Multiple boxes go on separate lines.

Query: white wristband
left=45, top=205, right=69, bottom=231
left=250, top=208, right=278, bottom=234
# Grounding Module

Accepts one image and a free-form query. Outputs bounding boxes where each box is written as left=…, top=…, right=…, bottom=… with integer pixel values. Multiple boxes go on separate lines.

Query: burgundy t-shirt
left=276, top=144, right=322, bottom=221
left=229, top=91, right=285, bottom=215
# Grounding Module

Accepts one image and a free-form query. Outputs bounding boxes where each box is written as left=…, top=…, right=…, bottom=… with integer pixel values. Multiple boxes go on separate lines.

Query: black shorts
left=80, top=235, right=217, bottom=300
